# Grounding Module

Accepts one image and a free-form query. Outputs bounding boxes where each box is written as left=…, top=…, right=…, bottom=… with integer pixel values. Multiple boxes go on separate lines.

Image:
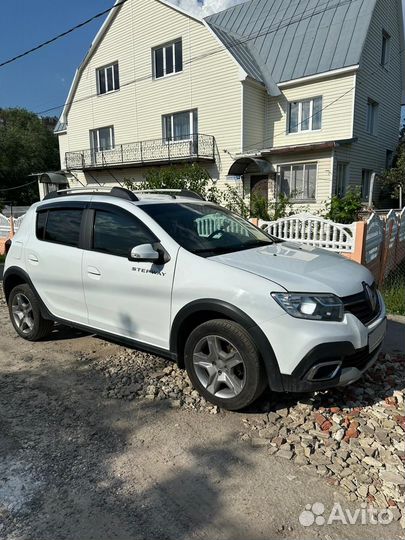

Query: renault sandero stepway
left=3, top=187, right=387, bottom=410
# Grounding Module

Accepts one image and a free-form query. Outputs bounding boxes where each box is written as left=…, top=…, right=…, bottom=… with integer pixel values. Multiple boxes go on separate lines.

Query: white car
left=3, top=187, right=387, bottom=410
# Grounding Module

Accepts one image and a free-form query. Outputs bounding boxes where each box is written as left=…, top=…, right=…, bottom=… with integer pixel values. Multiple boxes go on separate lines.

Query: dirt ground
left=0, top=293, right=404, bottom=540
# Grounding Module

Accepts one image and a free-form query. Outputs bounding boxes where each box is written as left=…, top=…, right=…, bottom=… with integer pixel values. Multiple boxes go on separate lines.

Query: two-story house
left=49, top=0, right=405, bottom=210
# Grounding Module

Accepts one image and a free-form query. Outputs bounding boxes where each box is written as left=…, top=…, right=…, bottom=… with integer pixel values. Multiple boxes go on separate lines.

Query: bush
left=221, top=184, right=250, bottom=219
left=124, top=163, right=221, bottom=203
left=381, top=273, right=405, bottom=316
left=250, top=193, right=270, bottom=221
left=323, top=189, right=363, bottom=224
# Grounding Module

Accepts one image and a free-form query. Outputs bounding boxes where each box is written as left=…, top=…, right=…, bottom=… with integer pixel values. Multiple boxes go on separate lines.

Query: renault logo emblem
left=363, top=282, right=377, bottom=312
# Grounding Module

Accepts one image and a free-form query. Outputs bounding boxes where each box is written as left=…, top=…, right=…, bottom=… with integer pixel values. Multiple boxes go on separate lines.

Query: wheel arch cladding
left=3, top=267, right=52, bottom=320
left=170, top=299, right=284, bottom=392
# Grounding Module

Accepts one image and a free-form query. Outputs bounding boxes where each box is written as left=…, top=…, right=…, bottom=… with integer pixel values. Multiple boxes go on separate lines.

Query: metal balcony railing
left=65, top=134, right=216, bottom=170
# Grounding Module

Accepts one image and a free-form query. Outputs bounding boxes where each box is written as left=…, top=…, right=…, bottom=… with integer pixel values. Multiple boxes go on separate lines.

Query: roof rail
left=43, top=187, right=205, bottom=202
left=135, top=189, right=205, bottom=200
left=43, top=186, right=139, bottom=201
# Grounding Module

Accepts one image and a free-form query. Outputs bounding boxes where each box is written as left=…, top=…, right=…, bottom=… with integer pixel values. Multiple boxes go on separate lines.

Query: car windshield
left=141, top=202, right=277, bottom=257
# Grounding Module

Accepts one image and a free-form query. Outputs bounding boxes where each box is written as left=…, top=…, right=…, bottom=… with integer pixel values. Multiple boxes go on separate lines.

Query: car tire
left=184, top=319, right=267, bottom=411
left=8, top=284, right=53, bottom=341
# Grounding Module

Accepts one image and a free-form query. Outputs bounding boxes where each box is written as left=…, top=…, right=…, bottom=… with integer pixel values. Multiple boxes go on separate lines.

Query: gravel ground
left=90, top=344, right=405, bottom=526
left=0, top=288, right=404, bottom=539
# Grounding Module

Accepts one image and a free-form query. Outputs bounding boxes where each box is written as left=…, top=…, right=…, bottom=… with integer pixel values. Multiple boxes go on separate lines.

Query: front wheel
left=8, top=284, right=53, bottom=341
left=184, top=319, right=267, bottom=411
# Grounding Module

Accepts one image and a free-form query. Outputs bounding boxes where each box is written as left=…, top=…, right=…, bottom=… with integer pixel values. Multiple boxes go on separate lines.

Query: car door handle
left=28, top=254, right=39, bottom=264
left=87, top=266, right=101, bottom=277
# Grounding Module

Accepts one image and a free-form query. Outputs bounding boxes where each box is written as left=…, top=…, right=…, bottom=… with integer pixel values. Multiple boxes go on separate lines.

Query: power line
left=227, top=44, right=405, bottom=153
left=0, top=0, right=128, bottom=69
left=34, top=0, right=353, bottom=116
left=0, top=179, right=38, bottom=192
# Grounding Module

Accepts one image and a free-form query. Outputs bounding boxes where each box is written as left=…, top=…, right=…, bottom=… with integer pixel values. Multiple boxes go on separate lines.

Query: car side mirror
left=128, top=243, right=170, bottom=264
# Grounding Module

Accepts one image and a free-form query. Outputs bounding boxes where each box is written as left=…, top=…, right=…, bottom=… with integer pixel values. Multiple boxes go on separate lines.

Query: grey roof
left=205, top=0, right=376, bottom=93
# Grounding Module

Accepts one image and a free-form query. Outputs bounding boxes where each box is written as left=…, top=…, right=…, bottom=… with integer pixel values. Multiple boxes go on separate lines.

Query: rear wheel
left=8, top=284, right=53, bottom=341
left=184, top=319, right=267, bottom=411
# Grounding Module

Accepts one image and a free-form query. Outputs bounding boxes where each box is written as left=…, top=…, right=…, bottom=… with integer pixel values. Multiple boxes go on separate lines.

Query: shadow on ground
left=0, top=357, right=268, bottom=540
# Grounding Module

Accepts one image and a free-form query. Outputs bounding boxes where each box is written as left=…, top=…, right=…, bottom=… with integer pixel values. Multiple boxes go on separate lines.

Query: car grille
left=342, top=284, right=380, bottom=326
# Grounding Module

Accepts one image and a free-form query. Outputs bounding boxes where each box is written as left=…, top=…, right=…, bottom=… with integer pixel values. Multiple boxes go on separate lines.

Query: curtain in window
left=312, top=97, right=322, bottom=130
left=301, top=101, right=310, bottom=131
left=305, top=164, right=317, bottom=199
left=173, top=112, right=191, bottom=140
left=280, top=166, right=292, bottom=195
left=289, top=103, right=299, bottom=133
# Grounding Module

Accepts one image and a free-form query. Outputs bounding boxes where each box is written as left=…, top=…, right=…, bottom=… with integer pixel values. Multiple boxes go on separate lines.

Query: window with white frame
left=97, top=63, right=120, bottom=95
left=278, top=163, right=317, bottom=201
left=366, top=99, right=379, bottom=134
left=381, top=30, right=391, bottom=68
left=90, top=126, right=115, bottom=152
left=361, top=169, right=373, bottom=200
left=162, top=110, right=197, bottom=141
left=288, top=97, right=322, bottom=133
left=153, top=40, right=182, bottom=79
left=336, top=162, right=348, bottom=197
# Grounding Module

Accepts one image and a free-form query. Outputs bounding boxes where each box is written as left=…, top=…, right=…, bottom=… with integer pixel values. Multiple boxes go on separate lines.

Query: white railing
left=13, top=214, right=25, bottom=233
left=0, top=213, right=26, bottom=237
left=0, top=214, right=10, bottom=238
left=259, top=213, right=356, bottom=253
left=196, top=213, right=249, bottom=237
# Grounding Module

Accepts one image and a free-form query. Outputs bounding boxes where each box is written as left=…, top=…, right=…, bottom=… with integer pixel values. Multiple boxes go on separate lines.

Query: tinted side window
left=93, top=210, right=156, bottom=257
left=36, top=212, right=47, bottom=240
left=44, top=209, right=83, bottom=247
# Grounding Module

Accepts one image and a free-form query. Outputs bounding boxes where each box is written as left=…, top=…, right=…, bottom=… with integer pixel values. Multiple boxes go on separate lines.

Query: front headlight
left=271, top=292, right=344, bottom=322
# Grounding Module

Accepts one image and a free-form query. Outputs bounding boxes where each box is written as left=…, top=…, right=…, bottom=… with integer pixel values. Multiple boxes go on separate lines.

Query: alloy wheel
left=192, top=335, right=246, bottom=399
left=12, top=293, right=34, bottom=335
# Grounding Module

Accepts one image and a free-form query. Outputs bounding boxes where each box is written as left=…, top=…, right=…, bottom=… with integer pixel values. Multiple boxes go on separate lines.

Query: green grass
left=0, top=254, right=5, bottom=264
left=381, top=270, right=405, bottom=316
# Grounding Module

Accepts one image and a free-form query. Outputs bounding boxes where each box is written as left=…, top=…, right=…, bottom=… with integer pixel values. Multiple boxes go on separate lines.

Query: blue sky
left=0, top=0, right=404, bottom=123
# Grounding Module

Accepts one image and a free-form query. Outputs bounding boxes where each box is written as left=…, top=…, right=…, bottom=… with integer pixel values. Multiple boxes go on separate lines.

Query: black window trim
left=86, top=202, right=159, bottom=258
left=35, top=202, right=86, bottom=248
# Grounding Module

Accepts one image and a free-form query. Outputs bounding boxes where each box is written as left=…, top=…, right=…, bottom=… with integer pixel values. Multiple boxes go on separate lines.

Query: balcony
left=65, top=134, right=216, bottom=171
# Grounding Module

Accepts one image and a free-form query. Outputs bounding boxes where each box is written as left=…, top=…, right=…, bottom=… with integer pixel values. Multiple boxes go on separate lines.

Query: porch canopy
left=38, top=172, right=68, bottom=185
left=228, top=157, right=272, bottom=176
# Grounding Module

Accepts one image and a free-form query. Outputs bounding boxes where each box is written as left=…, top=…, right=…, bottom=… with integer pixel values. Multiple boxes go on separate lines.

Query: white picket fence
left=259, top=213, right=357, bottom=253
left=0, top=213, right=26, bottom=238
left=196, top=213, right=249, bottom=237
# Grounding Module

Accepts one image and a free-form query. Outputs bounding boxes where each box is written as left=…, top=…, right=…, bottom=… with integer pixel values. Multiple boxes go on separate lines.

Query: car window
left=92, top=209, right=156, bottom=257
left=141, top=203, right=275, bottom=257
left=39, top=209, right=83, bottom=247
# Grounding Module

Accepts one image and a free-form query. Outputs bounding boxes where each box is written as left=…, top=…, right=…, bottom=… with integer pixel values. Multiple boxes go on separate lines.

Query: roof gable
left=205, top=0, right=377, bottom=91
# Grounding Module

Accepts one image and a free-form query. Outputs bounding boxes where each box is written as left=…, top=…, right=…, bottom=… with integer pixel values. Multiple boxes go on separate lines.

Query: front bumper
left=280, top=337, right=384, bottom=392
left=258, top=292, right=387, bottom=393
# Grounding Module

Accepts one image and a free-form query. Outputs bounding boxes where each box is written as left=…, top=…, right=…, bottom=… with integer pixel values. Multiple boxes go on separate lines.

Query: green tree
left=382, top=139, right=405, bottom=200
left=323, top=189, right=363, bottom=224
left=124, top=163, right=221, bottom=203
left=0, top=108, right=60, bottom=205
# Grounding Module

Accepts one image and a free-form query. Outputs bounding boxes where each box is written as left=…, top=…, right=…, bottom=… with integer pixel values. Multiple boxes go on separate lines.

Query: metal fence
left=66, top=134, right=216, bottom=170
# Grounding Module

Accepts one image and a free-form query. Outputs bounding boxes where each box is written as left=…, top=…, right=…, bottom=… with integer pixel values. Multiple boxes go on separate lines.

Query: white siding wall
left=242, top=80, right=265, bottom=151
left=341, top=0, right=403, bottom=197
left=61, top=0, right=242, bottom=188
left=261, top=72, right=356, bottom=152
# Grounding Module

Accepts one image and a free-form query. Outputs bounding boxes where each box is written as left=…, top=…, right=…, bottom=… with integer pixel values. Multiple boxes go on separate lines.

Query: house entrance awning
left=38, top=172, right=68, bottom=184
left=228, top=157, right=272, bottom=176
